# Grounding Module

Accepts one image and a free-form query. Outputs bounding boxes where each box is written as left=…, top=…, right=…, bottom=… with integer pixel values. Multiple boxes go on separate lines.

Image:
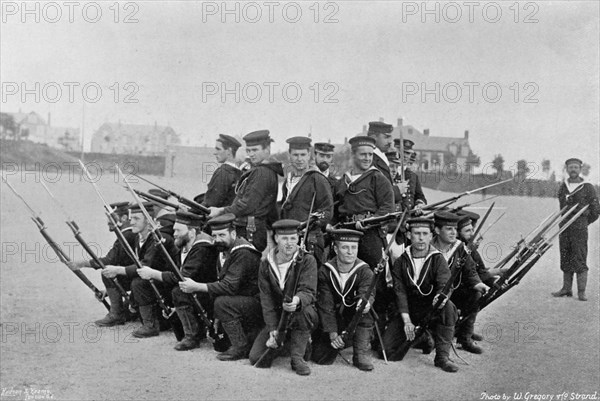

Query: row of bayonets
left=0, top=162, right=586, bottom=348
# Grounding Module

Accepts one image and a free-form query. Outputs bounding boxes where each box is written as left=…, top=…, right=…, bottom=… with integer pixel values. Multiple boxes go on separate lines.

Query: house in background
left=91, top=122, right=180, bottom=155
left=4, top=110, right=80, bottom=151
left=360, top=118, right=480, bottom=173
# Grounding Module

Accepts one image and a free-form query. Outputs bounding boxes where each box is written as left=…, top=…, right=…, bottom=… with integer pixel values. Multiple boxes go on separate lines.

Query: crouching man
left=249, top=219, right=318, bottom=375
left=384, top=217, right=460, bottom=372
left=137, top=210, right=218, bottom=350
left=178, top=213, right=263, bottom=361
left=311, top=229, right=375, bottom=371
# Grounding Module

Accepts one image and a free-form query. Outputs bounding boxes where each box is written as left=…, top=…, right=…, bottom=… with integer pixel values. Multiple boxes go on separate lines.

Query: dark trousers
left=130, top=277, right=170, bottom=307
left=213, top=295, right=263, bottom=326
left=171, top=287, right=214, bottom=320
left=102, top=274, right=132, bottom=291
left=311, top=307, right=373, bottom=365
left=382, top=300, right=458, bottom=361
left=559, top=228, right=589, bottom=273
left=249, top=305, right=318, bottom=364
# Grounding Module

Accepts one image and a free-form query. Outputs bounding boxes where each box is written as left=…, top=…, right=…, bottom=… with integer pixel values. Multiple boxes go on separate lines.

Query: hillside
left=0, top=139, right=79, bottom=166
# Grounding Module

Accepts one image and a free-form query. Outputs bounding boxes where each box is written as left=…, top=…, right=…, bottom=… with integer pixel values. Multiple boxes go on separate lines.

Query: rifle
left=470, top=202, right=495, bottom=242
left=338, top=179, right=513, bottom=230
left=253, top=194, right=317, bottom=367
left=118, top=166, right=226, bottom=349
left=482, top=204, right=580, bottom=305
left=490, top=205, right=572, bottom=273
left=339, top=208, right=408, bottom=347
left=130, top=172, right=210, bottom=215
left=78, top=161, right=178, bottom=331
left=1, top=175, right=110, bottom=311
left=393, top=253, right=465, bottom=361
left=479, top=205, right=589, bottom=310
left=476, top=211, right=506, bottom=241
left=40, top=181, right=133, bottom=308
left=449, top=194, right=501, bottom=213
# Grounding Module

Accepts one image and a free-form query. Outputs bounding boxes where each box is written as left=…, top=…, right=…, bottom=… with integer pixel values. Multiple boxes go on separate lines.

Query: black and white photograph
left=1, top=1, right=599, bottom=400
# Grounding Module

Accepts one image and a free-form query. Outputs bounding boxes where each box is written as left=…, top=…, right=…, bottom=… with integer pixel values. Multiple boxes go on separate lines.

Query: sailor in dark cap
left=314, top=142, right=338, bottom=192
left=249, top=219, right=318, bottom=375
left=335, top=135, right=394, bottom=340
left=384, top=217, right=460, bottom=372
left=67, top=201, right=138, bottom=326
left=393, top=138, right=427, bottom=215
left=431, top=211, right=488, bottom=354
left=368, top=121, right=401, bottom=202
left=280, top=136, right=333, bottom=265
left=311, top=229, right=375, bottom=371
left=97, top=202, right=179, bottom=338
left=553, top=157, right=599, bottom=301
left=183, top=213, right=263, bottom=360
left=136, top=210, right=218, bottom=350
left=207, top=130, right=283, bottom=253
left=196, top=134, right=242, bottom=208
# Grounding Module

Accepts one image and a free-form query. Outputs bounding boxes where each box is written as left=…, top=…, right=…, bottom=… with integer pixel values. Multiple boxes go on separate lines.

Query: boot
left=352, top=325, right=374, bottom=371
left=457, top=313, right=483, bottom=355
left=217, top=319, right=250, bottom=361
left=174, top=306, right=201, bottom=351
left=289, top=330, right=311, bottom=376
left=577, top=271, right=588, bottom=301
left=95, top=288, right=127, bottom=327
left=472, top=333, right=483, bottom=341
left=552, top=272, right=574, bottom=297
left=132, top=304, right=160, bottom=338
left=434, top=324, right=459, bottom=373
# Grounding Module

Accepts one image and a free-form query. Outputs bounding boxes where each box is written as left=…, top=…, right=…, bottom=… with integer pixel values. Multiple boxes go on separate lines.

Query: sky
left=1, top=1, right=599, bottom=181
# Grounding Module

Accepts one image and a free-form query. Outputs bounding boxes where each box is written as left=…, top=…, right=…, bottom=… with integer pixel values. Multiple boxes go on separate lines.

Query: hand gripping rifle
left=1, top=175, right=110, bottom=311
left=40, top=180, right=133, bottom=308
left=253, top=194, right=317, bottom=367
left=339, top=209, right=408, bottom=352
left=118, top=166, right=228, bottom=348
left=479, top=204, right=589, bottom=311
left=130, top=172, right=210, bottom=215
left=78, top=161, right=176, bottom=325
left=393, top=253, right=465, bottom=361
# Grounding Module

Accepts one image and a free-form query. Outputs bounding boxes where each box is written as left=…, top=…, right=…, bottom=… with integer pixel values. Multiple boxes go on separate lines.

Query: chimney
left=464, top=130, right=469, bottom=139
left=47, top=112, right=51, bottom=127
left=408, top=127, right=413, bottom=135
left=379, top=117, right=384, bottom=122
left=397, top=118, right=403, bottom=127
left=344, top=137, right=348, bottom=144
left=362, top=125, right=367, bottom=134
left=424, top=129, right=430, bottom=136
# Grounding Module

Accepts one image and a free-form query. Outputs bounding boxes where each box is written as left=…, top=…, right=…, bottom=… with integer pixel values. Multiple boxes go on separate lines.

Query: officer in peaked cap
left=314, top=142, right=338, bottom=193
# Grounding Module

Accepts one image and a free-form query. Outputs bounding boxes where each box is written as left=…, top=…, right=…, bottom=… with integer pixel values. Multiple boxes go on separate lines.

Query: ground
left=1, top=174, right=598, bottom=401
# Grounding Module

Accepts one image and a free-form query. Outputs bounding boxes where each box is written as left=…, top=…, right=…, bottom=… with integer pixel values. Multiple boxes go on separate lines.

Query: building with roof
left=360, top=118, right=480, bottom=173
left=3, top=110, right=80, bottom=150
left=90, top=122, right=180, bottom=155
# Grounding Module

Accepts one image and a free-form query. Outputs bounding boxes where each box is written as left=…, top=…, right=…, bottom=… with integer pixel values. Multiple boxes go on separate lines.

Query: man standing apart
left=208, top=130, right=283, bottom=252
left=553, top=158, right=599, bottom=301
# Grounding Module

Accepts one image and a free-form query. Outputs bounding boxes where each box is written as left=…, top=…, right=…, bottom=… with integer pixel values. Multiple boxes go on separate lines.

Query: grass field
left=1, top=173, right=598, bottom=401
